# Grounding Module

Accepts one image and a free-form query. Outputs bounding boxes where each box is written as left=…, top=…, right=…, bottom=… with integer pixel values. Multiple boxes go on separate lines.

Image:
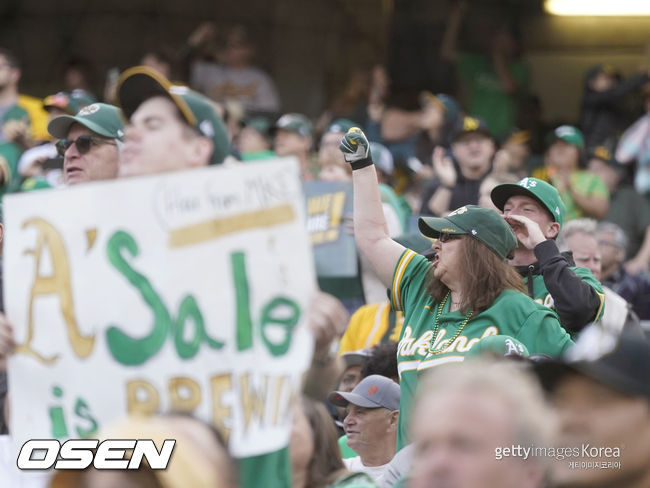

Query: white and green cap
left=48, top=103, right=125, bottom=140
left=116, top=66, right=230, bottom=165
left=491, top=177, right=566, bottom=227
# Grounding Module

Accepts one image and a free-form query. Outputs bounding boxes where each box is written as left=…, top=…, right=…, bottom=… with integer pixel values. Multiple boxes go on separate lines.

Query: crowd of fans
left=0, top=9, right=649, bottom=488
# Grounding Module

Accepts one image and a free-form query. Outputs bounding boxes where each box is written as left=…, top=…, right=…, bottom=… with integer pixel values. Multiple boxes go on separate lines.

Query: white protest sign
left=4, top=158, right=315, bottom=458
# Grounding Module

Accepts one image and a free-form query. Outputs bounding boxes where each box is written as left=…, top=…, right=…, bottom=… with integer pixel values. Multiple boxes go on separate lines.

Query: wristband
left=350, top=158, right=374, bottom=171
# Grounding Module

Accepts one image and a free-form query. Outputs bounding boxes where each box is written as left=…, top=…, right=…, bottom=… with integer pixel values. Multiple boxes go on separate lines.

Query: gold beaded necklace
left=428, top=291, right=474, bottom=355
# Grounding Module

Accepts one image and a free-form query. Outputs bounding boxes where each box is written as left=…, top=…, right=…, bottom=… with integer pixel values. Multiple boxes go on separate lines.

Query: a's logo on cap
left=505, top=339, right=524, bottom=355
left=448, top=206, right=468, bottom=216
left=78, top=104, right=100, bottom=116
left=277, top=114, right=292, bottom=126
left=463, top=117, right=479, bottom=131
left=368, top=385, right=379, bottom=395
left=471, top=229, right=477, bottom=235
left=555, top=125, right=575, bottom=138
left=519, top=177, right=537, bottom=189
left=555, top=207, right=560, bottom=215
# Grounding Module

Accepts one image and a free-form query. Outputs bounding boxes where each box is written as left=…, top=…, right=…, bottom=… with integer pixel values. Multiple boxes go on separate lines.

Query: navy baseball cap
left=452, top=115, right=491, bottom=141
left=328, top=374, right=401, bottom=411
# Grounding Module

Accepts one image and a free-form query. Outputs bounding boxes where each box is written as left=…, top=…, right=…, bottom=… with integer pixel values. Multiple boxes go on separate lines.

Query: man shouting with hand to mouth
left=491, top=177, right=605, bottom=335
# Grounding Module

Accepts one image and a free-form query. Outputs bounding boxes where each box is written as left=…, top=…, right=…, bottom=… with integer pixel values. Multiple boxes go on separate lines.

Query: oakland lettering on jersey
left=398, top=325, right=499, bottom=358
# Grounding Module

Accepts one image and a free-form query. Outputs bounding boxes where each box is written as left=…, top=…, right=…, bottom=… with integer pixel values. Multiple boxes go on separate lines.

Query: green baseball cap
left=273, top=113, right=313, bottom=138
left=549, top=125, right=584, bottom=149
left=418, top=205, right=517, bottom=260
left=490, top=176, right=566, bottom=227
left=48, top=103, right=125, bottom=140
left=466, top=335, right=529, bottom=359
left=116, top=66, right=230, bottom=165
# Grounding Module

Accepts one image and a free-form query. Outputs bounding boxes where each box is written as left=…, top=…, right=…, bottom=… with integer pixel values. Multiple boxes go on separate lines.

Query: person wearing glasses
left=47, top=102, right=124, bottom=186
left=338, top=127, right=573, bottom=451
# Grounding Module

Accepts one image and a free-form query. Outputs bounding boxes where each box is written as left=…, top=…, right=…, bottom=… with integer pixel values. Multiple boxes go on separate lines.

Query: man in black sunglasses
left=47, top=102, right=124, bottom=186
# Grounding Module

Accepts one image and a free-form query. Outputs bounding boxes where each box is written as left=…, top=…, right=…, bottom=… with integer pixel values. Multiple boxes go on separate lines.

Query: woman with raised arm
left=339, top=127, right=573, bottom=450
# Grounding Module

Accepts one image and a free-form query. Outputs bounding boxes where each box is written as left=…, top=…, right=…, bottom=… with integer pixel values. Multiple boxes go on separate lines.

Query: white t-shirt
left=344, top=455, right=390, bottom=483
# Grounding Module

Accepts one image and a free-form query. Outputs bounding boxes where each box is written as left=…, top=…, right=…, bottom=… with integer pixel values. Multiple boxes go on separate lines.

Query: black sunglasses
left=439, top=232, right=461, bottom=243
left=55, top=135, right=116, bottom=157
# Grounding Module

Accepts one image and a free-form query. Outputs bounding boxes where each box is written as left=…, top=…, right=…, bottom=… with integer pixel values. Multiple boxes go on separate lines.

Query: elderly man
left=272, top=112, right=314, bottom=181
left=47, top=102, right=124, bottom=185
left=491, top=177, right=605, bottom=334
left=538, top=333, right=650, bottom=488
left=596, top=221, right=650, bottom=320
left=328, top=374, right=400, bottom=484
left=408, top=360, right=553, bottom=488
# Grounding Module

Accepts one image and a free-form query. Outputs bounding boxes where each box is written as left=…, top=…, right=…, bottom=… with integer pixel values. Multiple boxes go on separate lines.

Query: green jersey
left=391, top=250, right=573, bottom=449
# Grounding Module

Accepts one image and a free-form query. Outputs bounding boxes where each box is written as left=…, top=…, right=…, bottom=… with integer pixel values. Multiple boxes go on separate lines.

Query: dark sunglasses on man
left=55, top=135, right=117, bottom=157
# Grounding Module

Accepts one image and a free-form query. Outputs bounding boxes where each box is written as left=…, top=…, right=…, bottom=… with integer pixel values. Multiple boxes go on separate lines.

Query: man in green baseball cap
left=532, top=124, right=609, bottom=222
left=47, top=102, right=124, bottom=186
left=491, top=176, right=605, bottom=335
left=272, top=112, right=314, bottom=181
left=116, top=65, right=230, bottom=177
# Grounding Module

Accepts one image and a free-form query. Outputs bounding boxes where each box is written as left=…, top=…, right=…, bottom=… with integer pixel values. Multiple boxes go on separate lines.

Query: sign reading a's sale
left=4, top=158, right=315, bottom=458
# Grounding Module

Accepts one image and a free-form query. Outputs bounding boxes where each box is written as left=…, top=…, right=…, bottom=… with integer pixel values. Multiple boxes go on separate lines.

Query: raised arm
left=340, top=128, right=406, bottom=287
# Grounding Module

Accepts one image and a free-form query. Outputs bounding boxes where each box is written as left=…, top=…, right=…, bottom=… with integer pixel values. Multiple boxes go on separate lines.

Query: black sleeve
left=582, top=73, right=650, bottom=107
left=535, top=240, right=602, bottom=334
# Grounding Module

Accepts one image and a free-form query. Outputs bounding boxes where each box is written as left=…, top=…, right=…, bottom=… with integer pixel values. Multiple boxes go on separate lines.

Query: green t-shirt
left=559, top=171, right=609, bottom=222
left=238, top=448, right=292, bottom=488
left=338, top=434, right=358, bottom=459
left=391, top=250, right=573, bottom=449
left=457, top=52, right=529, bottom=138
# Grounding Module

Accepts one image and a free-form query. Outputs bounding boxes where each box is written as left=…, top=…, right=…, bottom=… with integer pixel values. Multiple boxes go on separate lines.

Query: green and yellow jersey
left=391, top=250, right=573, bottom=449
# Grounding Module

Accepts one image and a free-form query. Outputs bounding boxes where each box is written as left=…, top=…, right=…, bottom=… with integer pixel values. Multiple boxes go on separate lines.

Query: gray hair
left=595, top=221, right=628, bottom=254
left=556, top=218, right=597, bottom=253
left=414, top=360, right=557, bottom=467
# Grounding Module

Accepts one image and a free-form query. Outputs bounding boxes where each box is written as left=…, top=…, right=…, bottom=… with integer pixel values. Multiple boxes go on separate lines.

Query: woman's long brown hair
left=426, top=236, right=525, bottom=313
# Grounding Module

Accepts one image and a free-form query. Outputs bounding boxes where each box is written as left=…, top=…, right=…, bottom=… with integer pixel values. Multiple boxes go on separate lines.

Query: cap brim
left=418, top=216, right=466, bottom=239
left=342, top=353, right=367, bottom=368
left=327, top=391, right=383, bottom=409
left=48, top=115, right=114, bottom=139
left=490, top=183, right=542, bottom=212
left=116, top=66, right=196, bottom=126
left=453, top=128, right=491, bottom=141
